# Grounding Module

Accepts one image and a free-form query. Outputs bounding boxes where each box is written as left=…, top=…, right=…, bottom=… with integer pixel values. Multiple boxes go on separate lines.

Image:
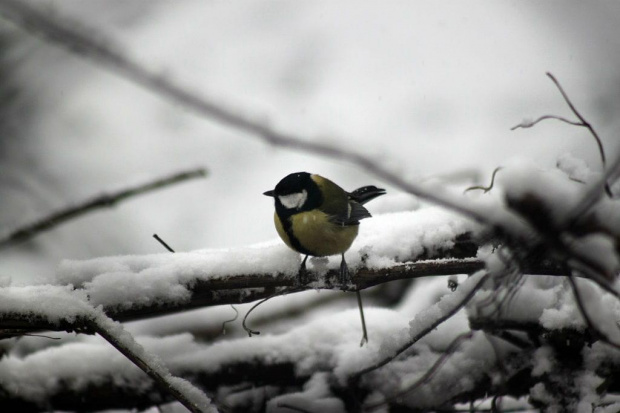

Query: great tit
left=264, top=172, right=386, bottom=286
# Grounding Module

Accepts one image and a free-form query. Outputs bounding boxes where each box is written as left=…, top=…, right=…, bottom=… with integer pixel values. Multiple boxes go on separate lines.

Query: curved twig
left=546, top=73, right=607, bottom=169
left=242, top=288, right=299, bottom=336
left=464, top=167, right=503, bottom=194
left=220, top=305, right=239, bottom=336
left=511, top=72, right=611, bottom=197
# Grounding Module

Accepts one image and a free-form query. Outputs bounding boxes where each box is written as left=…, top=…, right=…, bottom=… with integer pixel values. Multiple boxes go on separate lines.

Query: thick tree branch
left=0, top=168, right=207, bottom=250
left=0, top=254, right=569, bottom=336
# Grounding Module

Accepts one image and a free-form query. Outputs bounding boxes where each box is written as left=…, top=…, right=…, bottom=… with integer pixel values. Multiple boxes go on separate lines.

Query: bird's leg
left=297, top=254, right=309, bottom=285
left=339, top=253, right=351, bottom=289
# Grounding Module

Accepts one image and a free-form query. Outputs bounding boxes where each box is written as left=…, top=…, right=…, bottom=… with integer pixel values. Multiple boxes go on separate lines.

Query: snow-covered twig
left=0, top=168, right=207, bottom=250
left=92, top=315, right=218, bottom=413
left=0, top=286, right=218, bottom=412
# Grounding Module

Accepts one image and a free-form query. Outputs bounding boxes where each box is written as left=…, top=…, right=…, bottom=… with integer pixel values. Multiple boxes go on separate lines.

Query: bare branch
left=0, top=0, right=525, bottom=235
left=0, top=168, right=207, bottom=250
left=153, top=233, right=176, bottom=253
left=356, top=290, right=369, bottom=346
left=545, top=72, right=606, bottom=168
left=511, top=115, right=583, bottom=130
left=511, top=72, right=611, bottom=197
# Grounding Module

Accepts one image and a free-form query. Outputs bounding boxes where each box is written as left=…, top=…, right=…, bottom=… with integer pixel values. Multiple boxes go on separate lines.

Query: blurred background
left=1, top=0, right=619, bottom=285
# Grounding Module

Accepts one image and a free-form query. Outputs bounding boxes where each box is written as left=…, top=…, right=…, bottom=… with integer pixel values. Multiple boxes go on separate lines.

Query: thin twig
left=221, top=305, right=238, bottom=336
left=356, top=290, right=369, bottom=346
left=242, top=288, right=300, bottom=336
left=0, top=168, right=207, bottom=250
left=464, top=167, right=503, bottom=194
left=153, top=233, right=176, bottom=253
left=546, top=72, right=607, bottom=167
left=511, top=72, right=611, bottom=197
left=511, top=115, right=583, bottom=130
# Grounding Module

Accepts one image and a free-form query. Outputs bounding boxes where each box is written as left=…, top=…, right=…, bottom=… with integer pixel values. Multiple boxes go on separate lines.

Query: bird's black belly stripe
left=280, top=213, right=314, bottom=256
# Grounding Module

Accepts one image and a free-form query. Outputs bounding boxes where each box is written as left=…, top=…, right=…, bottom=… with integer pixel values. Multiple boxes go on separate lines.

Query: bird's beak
left=263, top=190, right=275, bottom=197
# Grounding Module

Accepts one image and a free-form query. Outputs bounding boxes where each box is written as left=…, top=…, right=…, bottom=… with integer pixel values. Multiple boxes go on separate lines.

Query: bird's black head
left=263, top=172, right=322, bottom=216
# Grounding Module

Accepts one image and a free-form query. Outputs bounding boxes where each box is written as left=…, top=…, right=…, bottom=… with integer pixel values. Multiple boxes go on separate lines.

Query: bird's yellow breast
left=274, top=210, right=359, bottom=257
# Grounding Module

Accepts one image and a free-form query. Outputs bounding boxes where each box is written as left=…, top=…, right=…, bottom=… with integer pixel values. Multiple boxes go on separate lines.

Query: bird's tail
left=349, top=185, right=386, bottom=205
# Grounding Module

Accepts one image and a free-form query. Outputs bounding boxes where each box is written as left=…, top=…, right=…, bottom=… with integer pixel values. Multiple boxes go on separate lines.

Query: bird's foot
left=296, top=255, right=310, bottom=286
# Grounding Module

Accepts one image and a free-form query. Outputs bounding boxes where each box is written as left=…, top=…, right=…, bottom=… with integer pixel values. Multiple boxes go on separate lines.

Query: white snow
left=267, top=373, right=345, bottom=413
left=53, top=207, right=480, bottom=310
left=0, top=285, right=91, bottom=325
left=57, top=241, right=301, bottom=309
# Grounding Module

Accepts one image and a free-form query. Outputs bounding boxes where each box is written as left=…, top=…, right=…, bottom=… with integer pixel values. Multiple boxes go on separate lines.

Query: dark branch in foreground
left=0, top=0, right=523, bottom=233
left=0, top=168, right=207, bottom=250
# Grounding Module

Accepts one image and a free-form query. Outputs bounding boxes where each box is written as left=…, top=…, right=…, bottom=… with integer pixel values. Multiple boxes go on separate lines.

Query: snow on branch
left=0, top=206, right=571, bottom=336
left=3, top=269, right=618, bottom=412
left=0, top=286, right=217, bottom=412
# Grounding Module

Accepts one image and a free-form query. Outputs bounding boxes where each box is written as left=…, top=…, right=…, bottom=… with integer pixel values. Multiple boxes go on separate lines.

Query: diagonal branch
left=545, top=72, right=606, bottom=168
left=0, top=168, right=207, bottom=250
left=91, top=314, right=218, bottom=413
left=0, top=0, right=525, bottom=237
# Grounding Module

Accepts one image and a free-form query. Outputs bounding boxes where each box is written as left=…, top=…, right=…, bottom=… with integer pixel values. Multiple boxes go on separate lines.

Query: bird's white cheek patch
left=279, top=190, right=308, bottom=209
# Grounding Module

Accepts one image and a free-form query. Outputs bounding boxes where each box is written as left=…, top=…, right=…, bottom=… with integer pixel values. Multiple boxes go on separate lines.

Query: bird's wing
left=328, top=201, right=371, bottom=226
left=348, top=185, right=386, bottom=205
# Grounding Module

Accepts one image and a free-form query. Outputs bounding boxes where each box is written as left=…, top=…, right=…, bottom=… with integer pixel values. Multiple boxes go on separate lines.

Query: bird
left=264, top=172, right=386, bottom=286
